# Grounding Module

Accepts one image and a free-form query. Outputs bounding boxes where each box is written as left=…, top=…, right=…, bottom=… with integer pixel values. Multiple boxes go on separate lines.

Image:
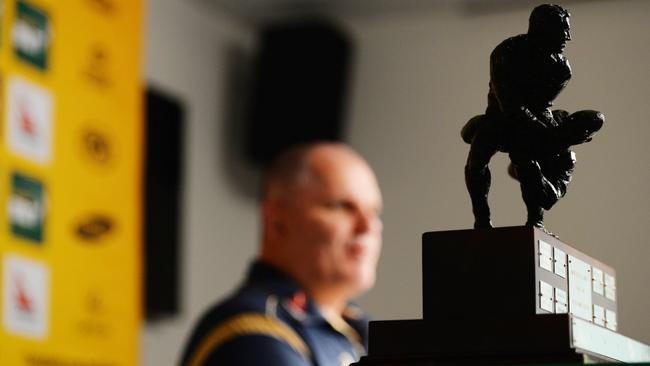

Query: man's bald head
left=262, top=142, right=369, bottom=203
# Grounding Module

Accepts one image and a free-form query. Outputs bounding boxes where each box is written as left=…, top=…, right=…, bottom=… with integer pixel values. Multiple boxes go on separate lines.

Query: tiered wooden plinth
left=353, top=227, right=650, bottom=365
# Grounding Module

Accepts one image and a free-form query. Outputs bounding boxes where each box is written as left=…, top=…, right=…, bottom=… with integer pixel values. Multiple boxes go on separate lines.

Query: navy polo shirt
left=179, top=261, right=370, bottom=366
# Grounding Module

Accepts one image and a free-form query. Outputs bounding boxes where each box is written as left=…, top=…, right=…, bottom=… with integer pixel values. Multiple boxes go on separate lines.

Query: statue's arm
left=490, top=58, right=546, bottom=132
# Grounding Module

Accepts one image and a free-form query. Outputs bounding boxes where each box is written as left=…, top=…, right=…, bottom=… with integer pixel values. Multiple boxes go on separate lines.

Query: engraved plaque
left=592, top=267, right=604, bottom=295
left=539, top=280, right=554, bottom=313
left=606, top=309, right=618, bottom=331
left=553, top=247, right=567, bottom=278
left=555, top=288, right=568, bottom=314
left=568, top=256, right=593, bottom=322
left=605, top=274, right=616, bottom=301
left=593, top=304, right=605, bottom=326
left=538, top=240, right=553, bottom=272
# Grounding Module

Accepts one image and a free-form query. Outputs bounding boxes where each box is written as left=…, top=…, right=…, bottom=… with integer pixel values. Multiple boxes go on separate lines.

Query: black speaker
left=246, top=19, right=353, bottom=165
left=144, top=87, right=184, bottom=320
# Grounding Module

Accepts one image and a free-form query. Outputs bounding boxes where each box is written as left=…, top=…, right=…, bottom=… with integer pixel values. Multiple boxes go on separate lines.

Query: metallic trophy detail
left=462, top=4, right=604, bottom=233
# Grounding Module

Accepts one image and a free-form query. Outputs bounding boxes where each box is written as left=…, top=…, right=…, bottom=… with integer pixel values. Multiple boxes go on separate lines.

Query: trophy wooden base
left=422, top=226, right=617, bottom=325
left=353, top=227, right=650, bottom=365
left=352, top=314, right=650, bottom=365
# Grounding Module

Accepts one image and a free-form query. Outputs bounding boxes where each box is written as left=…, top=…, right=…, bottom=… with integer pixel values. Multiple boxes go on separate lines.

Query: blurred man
left=180, top=142, right=383, bottom=366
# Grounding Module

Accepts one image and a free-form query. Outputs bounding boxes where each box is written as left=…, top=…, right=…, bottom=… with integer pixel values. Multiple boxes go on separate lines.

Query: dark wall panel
left=247, top=20, right=353, bottom=165
left=144, top=87, right=184, bottom=320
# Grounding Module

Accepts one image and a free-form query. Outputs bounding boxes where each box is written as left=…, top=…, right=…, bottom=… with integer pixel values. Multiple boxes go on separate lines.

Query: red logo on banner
left=20, top=104, right=38, bottom=137
left=14, top=275, right=34, bottom=314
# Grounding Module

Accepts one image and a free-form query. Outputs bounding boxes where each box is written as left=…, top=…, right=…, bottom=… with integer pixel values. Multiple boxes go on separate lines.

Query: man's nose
left=355, top=210, right=381, bottom=234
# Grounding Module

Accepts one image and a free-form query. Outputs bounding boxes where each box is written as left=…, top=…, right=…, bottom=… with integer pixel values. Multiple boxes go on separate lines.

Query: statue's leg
left=538, top=150, right=576, bottom=209
left=508, top=110, right=561, bottom=227
left=510, top=154, right=550, bottom=228
left=465, top=163, right=492, bottom=228
left=465, top=129, right=498, bottom=228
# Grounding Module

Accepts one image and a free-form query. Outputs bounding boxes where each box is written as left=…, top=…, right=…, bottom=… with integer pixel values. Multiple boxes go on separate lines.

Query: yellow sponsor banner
left=0, top=0, right=143, bottom=365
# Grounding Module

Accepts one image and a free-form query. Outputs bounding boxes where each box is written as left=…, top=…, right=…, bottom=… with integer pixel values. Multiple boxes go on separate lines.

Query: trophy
left=461, top=3, right=603, bottom=234
left=353, top=5, right=650, bottom=365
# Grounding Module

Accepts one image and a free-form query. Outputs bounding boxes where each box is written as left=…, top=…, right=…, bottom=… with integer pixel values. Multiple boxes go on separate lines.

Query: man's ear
left=263, top=199, right=288, bottom=237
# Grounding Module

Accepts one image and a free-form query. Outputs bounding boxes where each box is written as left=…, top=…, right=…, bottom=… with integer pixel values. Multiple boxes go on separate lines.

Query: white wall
left=143, top=1, right=650, bottom=364
left=342, top=0, right=650, bottom=344
left=143, top=0, right=257, bottom=365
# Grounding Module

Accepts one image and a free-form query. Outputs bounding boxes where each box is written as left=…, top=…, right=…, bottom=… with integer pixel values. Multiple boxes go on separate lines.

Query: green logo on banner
left=12, top=0, right=50, bottom=70
left=8, top=172, right=46, bottom=243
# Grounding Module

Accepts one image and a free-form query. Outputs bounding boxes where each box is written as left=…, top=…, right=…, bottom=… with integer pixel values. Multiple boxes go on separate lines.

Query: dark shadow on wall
left=219, top=18, right=354, bottom=202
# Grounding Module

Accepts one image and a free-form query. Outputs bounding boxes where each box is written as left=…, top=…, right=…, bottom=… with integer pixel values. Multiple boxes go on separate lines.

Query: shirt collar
left=245, top=260, right=303, bottom=298
left=245, top=260, right=369, bottom=330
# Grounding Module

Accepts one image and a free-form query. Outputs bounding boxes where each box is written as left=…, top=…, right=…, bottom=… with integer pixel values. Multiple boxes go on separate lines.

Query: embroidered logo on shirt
left=283, top=291, right=307, bottom=321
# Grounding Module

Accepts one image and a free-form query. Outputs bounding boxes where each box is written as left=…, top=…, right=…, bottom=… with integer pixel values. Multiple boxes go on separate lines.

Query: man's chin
left=327, top=266, right=377, bottom=296
left=348, top=273, right=376, bottom=296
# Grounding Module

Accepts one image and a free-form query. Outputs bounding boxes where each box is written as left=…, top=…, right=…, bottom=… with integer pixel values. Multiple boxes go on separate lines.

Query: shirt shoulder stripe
left=187, top=312, right=311, bottom=366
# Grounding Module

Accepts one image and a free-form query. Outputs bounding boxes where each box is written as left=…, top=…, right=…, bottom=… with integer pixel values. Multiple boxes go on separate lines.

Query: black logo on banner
left=83, top=43, right=111, bottom=88
left=76, top=289, right=110, bottom=338
left=75, top=215, right=113, bottom=242
left=82, top=128, right=111, bottom=164
left=87, top=0, right=116, bottom=15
